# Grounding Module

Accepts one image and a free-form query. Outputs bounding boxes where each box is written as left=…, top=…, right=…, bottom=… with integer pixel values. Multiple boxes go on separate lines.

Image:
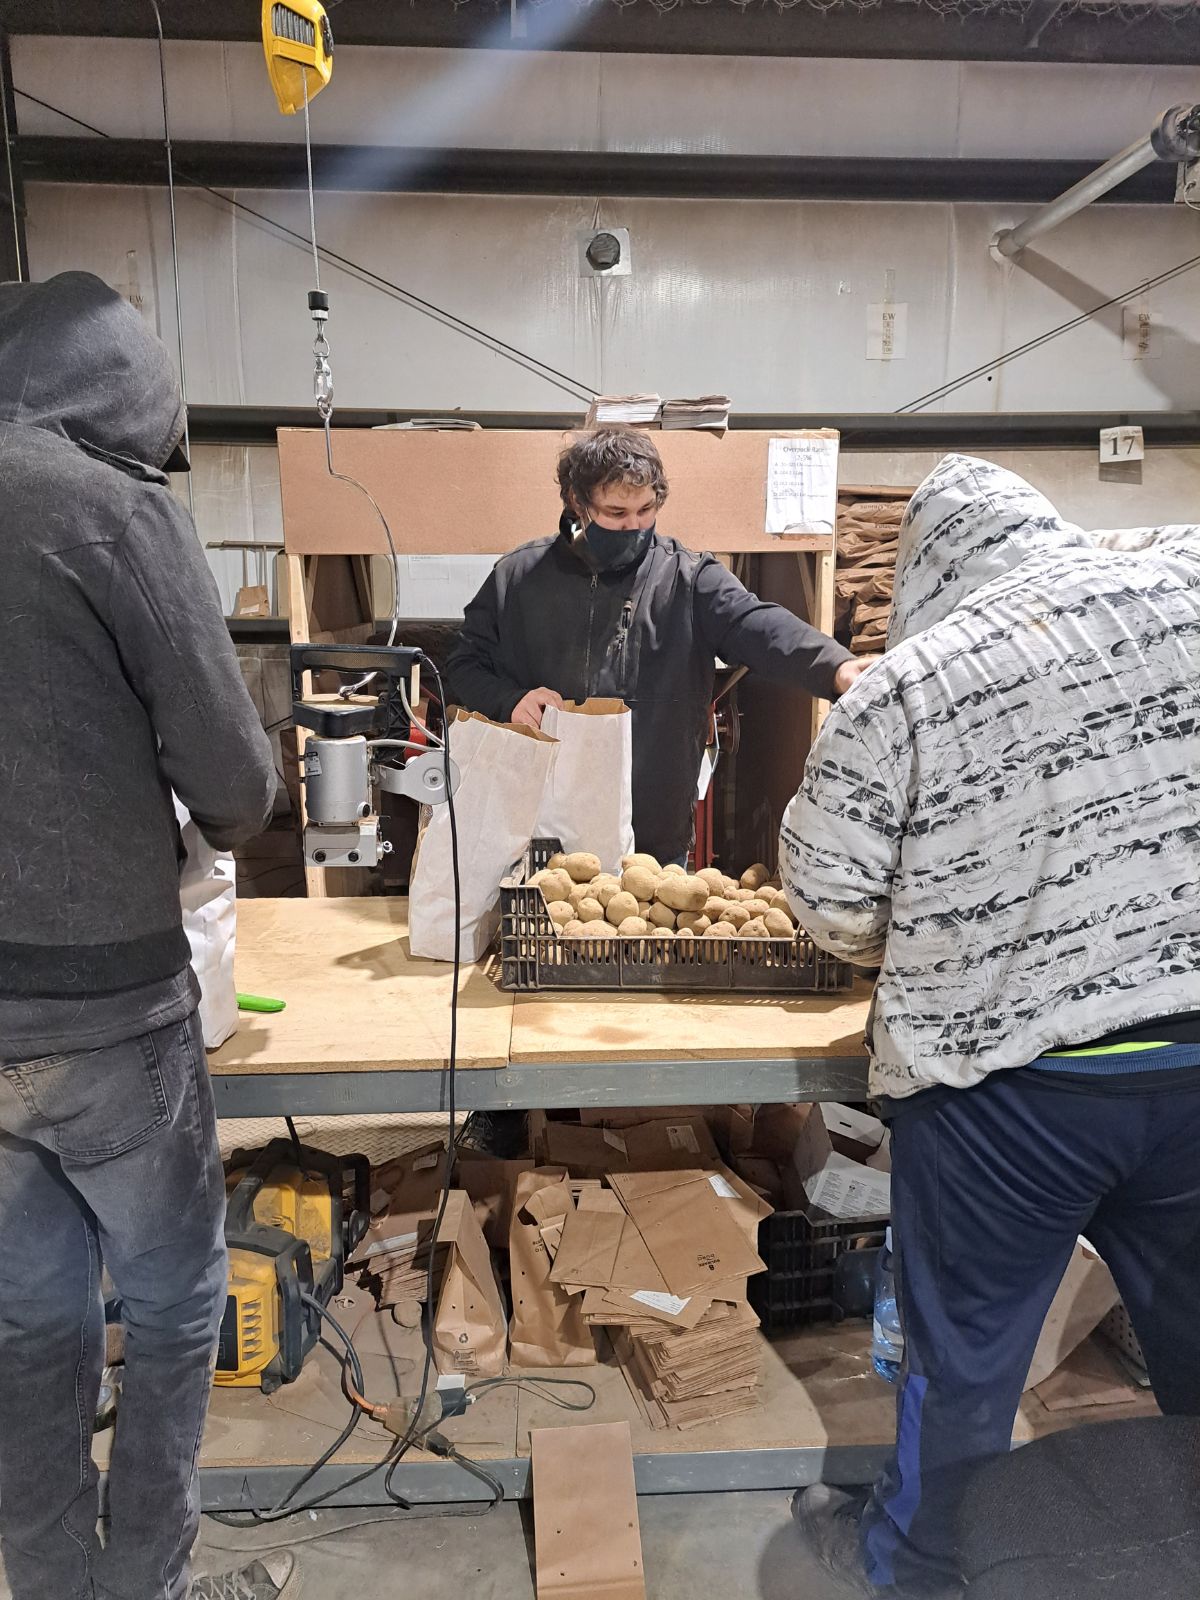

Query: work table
left=209, top=898, right=872, bottom=1116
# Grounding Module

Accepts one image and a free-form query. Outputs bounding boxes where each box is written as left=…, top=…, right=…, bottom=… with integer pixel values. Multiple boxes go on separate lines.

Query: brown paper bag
left=432, top=1190, right=508, bottom=1379
left=233, top=582, right=271, bottom=618
left=510, top=1170, right=598, bottom=1368
left=532, top=1421, right=646, bottom=1600
left=454, top=1153, right=535, bottom=1249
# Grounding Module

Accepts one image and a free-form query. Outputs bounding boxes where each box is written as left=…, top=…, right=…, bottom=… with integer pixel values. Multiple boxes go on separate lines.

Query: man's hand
left=511, top=687, right=564, bottom=729
left=833, top=657, right=881, bottom=697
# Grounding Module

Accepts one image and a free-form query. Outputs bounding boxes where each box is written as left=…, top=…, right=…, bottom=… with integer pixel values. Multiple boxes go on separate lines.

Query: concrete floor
left=0, top=1492, right=850, bottom=1599
left=195, top=1492, right=844, bottom=1600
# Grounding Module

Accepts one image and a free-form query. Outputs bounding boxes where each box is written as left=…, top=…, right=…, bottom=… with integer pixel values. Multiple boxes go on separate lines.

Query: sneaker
left=190, top=1552, right=297, bottom=1600
left=792, top=1485, right=878, bottom=1596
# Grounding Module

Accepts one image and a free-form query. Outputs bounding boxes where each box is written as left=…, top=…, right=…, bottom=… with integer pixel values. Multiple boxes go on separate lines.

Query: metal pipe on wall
left=992, top=104, right=1200, bottom=260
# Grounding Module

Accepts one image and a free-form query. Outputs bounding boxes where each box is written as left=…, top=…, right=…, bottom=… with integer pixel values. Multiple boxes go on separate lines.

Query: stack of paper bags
left=540, top=1117, right=773, bottom=1429
left=660, top=395, right=731, bottom=433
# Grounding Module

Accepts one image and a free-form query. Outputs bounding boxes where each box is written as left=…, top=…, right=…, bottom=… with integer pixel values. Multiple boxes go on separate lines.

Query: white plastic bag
left=173, top=796, right=238, bottom=1049
left=408, top=711, right=558, bottom=963
left=535, top=699, right=634, bottom=876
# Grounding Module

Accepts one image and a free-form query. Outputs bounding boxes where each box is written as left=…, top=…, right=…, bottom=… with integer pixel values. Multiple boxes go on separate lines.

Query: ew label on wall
left=1122, top=307, right=1158, bottom=361
left=867, top=302, right=908, bottom=360
left=1099, top=425, right=1144, bottom=465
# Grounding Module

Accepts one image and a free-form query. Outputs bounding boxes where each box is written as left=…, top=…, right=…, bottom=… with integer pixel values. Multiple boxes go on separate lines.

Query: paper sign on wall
left=1099, top=425, right=1145, bottom=464
left=766, top=435, right=839, bottom=536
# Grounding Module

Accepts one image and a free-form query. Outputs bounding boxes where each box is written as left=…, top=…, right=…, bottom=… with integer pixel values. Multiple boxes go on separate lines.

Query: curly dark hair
left=556, top=426, right=670, bottom=513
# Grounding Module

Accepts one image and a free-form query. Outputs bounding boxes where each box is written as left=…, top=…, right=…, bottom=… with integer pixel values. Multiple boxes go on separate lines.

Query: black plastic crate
left=499, top=838, right=855, bottom=995
left=751, top=1207, right=888, bottom=1330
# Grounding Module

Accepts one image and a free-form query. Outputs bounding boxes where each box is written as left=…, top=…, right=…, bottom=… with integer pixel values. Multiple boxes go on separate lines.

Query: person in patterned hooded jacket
left=782, top=454, right=1200, bottom=1597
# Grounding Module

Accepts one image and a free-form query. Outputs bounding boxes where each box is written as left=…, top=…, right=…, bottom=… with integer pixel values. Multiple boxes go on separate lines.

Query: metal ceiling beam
left=19, top=135, right=1183, bottom=204
left=185, top=406, right=1200, bottom=451
left=1, top=0, right=1199, bottom=65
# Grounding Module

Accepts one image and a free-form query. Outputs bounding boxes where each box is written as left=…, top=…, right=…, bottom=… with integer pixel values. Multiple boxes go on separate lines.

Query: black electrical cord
left=208, top=1294, right=371, bottom=1527
left=12, top=88, right=598, bottom=406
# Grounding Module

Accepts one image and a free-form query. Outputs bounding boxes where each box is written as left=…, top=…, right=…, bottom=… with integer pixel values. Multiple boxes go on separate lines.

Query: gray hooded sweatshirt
left=0, top=272, right=275, bottom=1058
left=780, top=453, right=1200, bottom=1099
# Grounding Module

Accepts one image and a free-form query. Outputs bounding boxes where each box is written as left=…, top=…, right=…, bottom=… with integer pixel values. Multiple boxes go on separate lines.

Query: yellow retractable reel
left=262, top=0, right=334, bottom=116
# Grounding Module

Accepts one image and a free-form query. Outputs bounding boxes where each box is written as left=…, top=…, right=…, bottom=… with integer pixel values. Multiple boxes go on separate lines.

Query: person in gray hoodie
left=0, top=274, right=287, bottom=1600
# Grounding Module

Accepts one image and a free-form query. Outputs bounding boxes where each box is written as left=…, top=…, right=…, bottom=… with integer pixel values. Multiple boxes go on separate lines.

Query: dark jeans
left=0, top=1011, right=227, bottom=1600
left=860, top=1069, right=1200, bottom=1595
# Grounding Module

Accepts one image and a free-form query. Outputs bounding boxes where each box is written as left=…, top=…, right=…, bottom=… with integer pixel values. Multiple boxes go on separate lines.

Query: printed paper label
left=631, top=1290, right=692, bottom=1317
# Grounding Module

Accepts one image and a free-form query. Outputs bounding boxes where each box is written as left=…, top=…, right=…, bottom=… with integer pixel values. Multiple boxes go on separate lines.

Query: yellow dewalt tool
left=262, top=0, right=334, bottom=116
left=216, top=1138, right=369, bottom=1393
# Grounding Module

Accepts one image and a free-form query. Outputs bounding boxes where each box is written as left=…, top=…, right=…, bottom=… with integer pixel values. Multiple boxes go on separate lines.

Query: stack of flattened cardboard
left=542, top=1115, right=773, bottom=1429
left=835, top=489, right=912, bottom=656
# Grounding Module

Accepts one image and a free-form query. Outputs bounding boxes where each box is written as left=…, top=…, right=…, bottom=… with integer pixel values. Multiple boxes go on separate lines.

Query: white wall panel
left=25, top=181, right=1200, bottom=416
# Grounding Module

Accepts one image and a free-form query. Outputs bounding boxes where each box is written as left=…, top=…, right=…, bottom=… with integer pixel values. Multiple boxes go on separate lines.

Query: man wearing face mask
left=446, top=426, right=865, bottom=865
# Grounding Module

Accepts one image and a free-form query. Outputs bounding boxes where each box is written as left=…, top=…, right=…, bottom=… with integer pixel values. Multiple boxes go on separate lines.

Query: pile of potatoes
left=526, top=851, right=797, bottom=942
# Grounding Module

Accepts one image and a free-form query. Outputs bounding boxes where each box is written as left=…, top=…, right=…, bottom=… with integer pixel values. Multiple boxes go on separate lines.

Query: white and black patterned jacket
left=780, top=454, right=1200, bottom=1099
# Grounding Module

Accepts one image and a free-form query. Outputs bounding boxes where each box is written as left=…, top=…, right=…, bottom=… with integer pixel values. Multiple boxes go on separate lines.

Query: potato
left=546, top=852, right=569, bottom=872
left=547, top=900, right=574, bottom=927
left=591, top=872, right=621, bottom=893
left=622, top=864, right=661, bottom=902
left=594, top=880, right=625, bottom=909
left=764, top=908, right=796, bottom=938
left=565, top=852, right=603, bottom=883
left=696, top=867, right=727, bottom=894
left=578, top=919, right=617, bottom=938
left=530, top=867, right=573, bottom=903
left=563, top=919, right=586, bottom=937
left=675, top=927, right=698, bottom=941
left=722, top=904, right=751, bottom=930
left=574, top=896, right=604, bottom=924
left=655, top=874, right=709, bottom=913
left=755, top=885, right=780, bottom=906
left=721, top=876, right=740, bottom=896
left=704, top=922, right=736, bottom=938
left=744, top=898, right=773, bottom=920
left=676, top=912, right=711, bottom=934
left=740, top=862, right=771, bottom=891
left=605, top=891, right=640, bottom=926
left=739, top=917, right=769, bottom=939
left=618, top=916, right=651, bottom=936
left=638, top=901, right=652, bottom=917
left=622, top=853, right=662, bottom=873
left=732, top=888, right=757, bottom=903
left=647, top=902, right=676, bottom=929
left=703, top=896, right=731, bottom=921
left=661, top=863, right=687, bottom=877
left=567, top=882, right=593, bottom=910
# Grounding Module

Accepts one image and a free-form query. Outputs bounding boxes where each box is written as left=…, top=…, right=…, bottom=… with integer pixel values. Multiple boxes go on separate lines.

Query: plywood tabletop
left=209, top=898, right=872, bottom=1075
left=209, top=898, right=515, bottom=1075
left=509, top=983, right=873, bottom=1065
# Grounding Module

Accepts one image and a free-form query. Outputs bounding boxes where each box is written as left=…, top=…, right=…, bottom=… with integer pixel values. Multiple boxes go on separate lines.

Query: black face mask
left=582, top=519, right=655, bottom=572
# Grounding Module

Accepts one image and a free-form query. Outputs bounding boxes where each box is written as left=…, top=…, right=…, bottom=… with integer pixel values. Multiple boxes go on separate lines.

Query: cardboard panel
left=278, top=427, right=837, bottom=557
left=532, top=1421, right=646, bottom=1600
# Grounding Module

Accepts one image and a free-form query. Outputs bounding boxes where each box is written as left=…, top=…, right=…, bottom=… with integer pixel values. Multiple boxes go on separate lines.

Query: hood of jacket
left=0, top=270, right=186, bottom=471
left=887, top=453, right=1093, bottom=649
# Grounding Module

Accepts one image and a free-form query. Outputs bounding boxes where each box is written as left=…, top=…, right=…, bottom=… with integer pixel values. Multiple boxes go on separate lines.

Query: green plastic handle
left=236, top=993, right=287, bottom=1014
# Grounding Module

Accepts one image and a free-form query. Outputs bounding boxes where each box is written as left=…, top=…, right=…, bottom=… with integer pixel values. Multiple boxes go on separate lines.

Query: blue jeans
left=861, top=1069, right=1200, bottom=1594
left=0, top=1011, right=227, bottom=1600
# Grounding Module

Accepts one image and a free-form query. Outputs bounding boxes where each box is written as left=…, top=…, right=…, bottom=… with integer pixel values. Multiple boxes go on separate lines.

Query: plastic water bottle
left=871, top=1227, right=904, bottom=1384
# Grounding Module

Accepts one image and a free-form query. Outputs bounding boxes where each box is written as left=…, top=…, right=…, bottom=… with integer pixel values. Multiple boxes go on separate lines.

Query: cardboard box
left=780, top=1104, right=891, bottom=1222
left=1024, top=1239, right=1120, bottom=1391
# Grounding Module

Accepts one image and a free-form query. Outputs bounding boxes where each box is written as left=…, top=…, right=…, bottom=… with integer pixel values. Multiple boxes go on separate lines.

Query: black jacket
left=0, top=273, right=275, bottom=1051
left=446, top=518, right=853, bottom=863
